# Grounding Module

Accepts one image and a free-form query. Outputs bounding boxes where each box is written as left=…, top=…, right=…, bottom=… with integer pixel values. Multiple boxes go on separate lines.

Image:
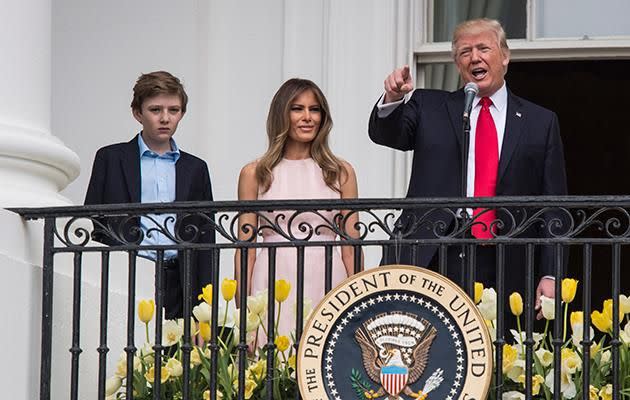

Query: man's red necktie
left=472, top=97, right=498, bottom=239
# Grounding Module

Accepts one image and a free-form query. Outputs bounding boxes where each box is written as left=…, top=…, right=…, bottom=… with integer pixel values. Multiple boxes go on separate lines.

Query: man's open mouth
left=472, top=67, right=487, bottom=80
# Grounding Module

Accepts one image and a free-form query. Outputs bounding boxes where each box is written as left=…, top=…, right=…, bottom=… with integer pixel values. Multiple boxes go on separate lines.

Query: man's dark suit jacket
left=369, top=88, right=568, bottom=283
left=85, top=135, right=215, bottom=318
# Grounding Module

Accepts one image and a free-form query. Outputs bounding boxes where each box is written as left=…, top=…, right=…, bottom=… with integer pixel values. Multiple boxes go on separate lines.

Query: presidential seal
left=297, top=265, right=492, bottom=400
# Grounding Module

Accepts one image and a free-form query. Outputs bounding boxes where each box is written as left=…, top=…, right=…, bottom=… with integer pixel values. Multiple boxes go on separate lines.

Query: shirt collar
left=138, top=133, right=180, bottom=161
left=473, top=81, right=507, bottom=112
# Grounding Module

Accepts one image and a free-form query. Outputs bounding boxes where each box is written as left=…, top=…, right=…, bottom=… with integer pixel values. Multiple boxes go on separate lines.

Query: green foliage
left=350, top=368, right=373, bottom=400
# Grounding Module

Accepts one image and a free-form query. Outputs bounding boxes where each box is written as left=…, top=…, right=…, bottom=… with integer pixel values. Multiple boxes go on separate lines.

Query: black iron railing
left=11, top=196, right=630, bottom=400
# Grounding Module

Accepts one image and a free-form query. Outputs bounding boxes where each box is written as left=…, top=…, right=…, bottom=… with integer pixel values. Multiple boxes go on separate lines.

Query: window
left=431, top=0, right=526, bottom=43
left=535, top=0, right=630, bottom=39
left=414, top=0, right=630, bottom=91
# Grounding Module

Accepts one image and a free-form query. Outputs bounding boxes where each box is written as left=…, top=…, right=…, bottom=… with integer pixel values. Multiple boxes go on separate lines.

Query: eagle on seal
left=354, top=312, right=441, bottom=399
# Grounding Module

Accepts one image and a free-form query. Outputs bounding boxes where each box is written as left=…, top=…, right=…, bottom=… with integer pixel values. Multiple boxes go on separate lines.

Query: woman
left=234, top=78, right=361, bottom=336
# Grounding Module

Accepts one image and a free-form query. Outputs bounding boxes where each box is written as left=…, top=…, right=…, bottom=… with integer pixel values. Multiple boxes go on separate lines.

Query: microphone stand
left=461, top=115, right=474, bottom=298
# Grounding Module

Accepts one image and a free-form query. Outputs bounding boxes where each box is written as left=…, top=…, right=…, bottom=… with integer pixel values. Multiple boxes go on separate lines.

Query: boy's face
left=133, top=94, right=184, bottom=153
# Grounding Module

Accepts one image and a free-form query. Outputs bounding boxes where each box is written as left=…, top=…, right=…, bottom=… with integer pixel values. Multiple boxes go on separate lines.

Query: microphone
left=462, top=82, right=479, bottom=121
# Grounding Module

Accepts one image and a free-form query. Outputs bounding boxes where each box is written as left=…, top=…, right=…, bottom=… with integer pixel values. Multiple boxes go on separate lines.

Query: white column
left=0, top=0, right=79, bottom=207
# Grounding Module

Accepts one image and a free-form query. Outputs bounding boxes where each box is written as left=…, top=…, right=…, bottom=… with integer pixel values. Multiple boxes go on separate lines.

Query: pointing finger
left=401, top=65, right=410, bottom=80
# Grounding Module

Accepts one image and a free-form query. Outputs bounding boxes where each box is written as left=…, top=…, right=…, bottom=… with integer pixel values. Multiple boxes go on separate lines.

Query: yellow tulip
left=603, top=299, right=624, bottom=321
left=591, top=310, right=612, bottom=333
left=275, top=335, right=290, bottom=352
left=191, top=348, right=202, bottom=367
left=198, top=284, right=213, bottom=304
left=474, top=282, right=484, bottom=304
left=561, top=348, right=582, bottom=374
left=244, top=379, right=257, bottom=399
left=588, top=385, right=599, bottom=400
left=590, top=342, right=601, bottom=359
left=561, top=278, right=578, bottom=303
left=599, top=384, right=612, bottom=400
left=145, top=366, right=170, bottom=384
left=203, top=390, right=223, bottom=400
left=275, top=280, right=291, bottom=303
left=199, top=321, right=211, bottom=342
left=502, top=344, right=518, bottom=373
left=531, top=374, right=544, bottom=396
left=191, top=346, right=210, bottom=366
left=287, top=354, right=296, bottom=369
left=509, top=292, right=523, bottom=317
left=517, top=374, right=544, bottom=396
left=569, top=311, right=583, bottom=329
left=138, top=299, right=155, bottom=324
left=248, top=359, right=266, bottom=380
left=221, top=279, right=237, bottom=302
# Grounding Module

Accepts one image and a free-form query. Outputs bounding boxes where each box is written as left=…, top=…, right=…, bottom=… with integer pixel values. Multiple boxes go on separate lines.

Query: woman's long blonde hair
left=256, top=78, right=347, bottom=193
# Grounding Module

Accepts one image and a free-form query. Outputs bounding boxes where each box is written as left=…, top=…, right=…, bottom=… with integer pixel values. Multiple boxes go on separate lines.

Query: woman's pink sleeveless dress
left=250, top=158, right=347, bottom=336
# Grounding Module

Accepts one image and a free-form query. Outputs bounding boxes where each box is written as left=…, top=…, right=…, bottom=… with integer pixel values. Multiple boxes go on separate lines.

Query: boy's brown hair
left=130, top=71, right=188, bottom=113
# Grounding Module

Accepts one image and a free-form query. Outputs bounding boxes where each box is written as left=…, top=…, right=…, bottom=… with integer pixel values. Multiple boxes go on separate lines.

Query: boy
left=85, top=71, right=214, bottom=319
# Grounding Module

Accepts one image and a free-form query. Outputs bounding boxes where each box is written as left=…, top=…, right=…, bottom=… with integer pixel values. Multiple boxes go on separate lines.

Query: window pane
left=536, top=0, right=630, bottom=38
left=433, top=0, right=526, bottom=43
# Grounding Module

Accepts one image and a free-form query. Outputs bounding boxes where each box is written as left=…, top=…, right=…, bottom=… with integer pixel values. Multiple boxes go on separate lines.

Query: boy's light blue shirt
left=138, top=133, right=180, bottom=260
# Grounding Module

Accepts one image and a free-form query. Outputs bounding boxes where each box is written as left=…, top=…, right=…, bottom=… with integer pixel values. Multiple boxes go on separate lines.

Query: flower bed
left=106, top=278, right=630, bottom=400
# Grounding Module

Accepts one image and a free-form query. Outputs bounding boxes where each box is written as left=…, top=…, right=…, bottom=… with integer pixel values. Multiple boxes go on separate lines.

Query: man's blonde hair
left=451, top=18, right=509, bottom=59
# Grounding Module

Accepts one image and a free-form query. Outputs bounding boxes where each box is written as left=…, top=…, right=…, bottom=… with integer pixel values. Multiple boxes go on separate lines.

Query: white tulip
left=478, top=288, right=497, bottom=321
left=540, top=295, right=555, bottom=320
left=545, top=369, right=577, bottom=399
left=600, top=349, right=612, bottom=365
left=620, top=321, right=630, bottom=345
left=535, top=348, right=553, bottom=368
left=162, top=320, right=183, bottom=347
left=570, top=323, right=595, bottom=348
left=247, top=290, right=268, bottom=317
left=619, top=294, right=630, bottom=314
left=166, top=358, right=183, bottom=377
left=105, top=376, right=122, bottom=396
left=502, top=391, right=525, bottom=400
left=193, top=302, right=212, bottom=323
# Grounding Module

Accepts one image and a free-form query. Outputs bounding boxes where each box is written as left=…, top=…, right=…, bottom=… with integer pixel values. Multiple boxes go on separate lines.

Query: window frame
left=414, top=0, right=630, bottom=66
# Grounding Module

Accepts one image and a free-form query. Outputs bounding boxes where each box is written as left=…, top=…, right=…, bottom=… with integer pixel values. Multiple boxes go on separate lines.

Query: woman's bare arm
left=234, top=162, right=260, bottom=306
left=339, top=161, right=364, bottom=276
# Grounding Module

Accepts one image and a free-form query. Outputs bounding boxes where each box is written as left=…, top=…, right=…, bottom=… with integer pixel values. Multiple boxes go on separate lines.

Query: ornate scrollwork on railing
left=228, top=209, right=349, bottom=243
left=54, top=211, right=227, bottom=248
left=568, top=206, right=630, bottom=238
left=56, top=215, right=146, bottom=247
left=59, top=216, right=93, bottom=247
left=229, top=211, right=291, bottom=243
left=43, top=201, right=630, bottom=250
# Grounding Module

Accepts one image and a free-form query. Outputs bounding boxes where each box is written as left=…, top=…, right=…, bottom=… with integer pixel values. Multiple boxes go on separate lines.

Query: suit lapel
left=498, top=92, right=525, bottom=183
left=122, top=136, right=141, bottom=202
left=175, top=154, right=190, bottom=201
left=445, top=90, right=465, bottom=149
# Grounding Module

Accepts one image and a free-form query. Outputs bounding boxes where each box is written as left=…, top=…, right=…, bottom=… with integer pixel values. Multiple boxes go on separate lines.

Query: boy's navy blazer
left=85, top=134, right=215, bottom=298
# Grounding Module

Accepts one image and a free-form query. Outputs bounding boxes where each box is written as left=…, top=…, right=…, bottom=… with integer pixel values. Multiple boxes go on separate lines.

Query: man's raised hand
left=384, top=65, right=414, bottom=104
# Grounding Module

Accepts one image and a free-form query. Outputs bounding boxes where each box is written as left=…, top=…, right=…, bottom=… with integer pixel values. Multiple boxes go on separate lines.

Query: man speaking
left=369, top=18, right=567, bottom=316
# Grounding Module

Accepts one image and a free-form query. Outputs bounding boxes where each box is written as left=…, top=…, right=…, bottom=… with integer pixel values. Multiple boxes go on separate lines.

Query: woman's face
left=287, top=89, right=322, bottom=144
